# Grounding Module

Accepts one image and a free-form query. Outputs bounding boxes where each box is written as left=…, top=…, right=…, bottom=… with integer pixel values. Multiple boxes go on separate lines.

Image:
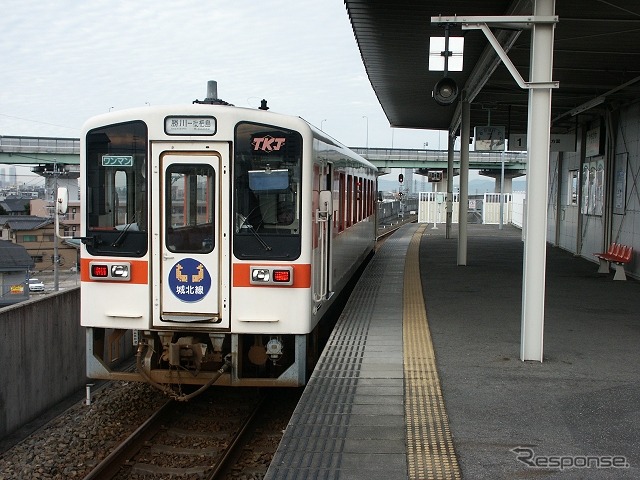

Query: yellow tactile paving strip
left=404, top=225, right=461, bottom=479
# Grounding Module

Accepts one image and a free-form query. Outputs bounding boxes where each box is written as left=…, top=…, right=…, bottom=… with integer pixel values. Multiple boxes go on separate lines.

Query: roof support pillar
left=446, top=132, right=455, bottom=239
left=433, top=3, right=559, bottom=362
left=458, top=96, right=470, bottom=265
left=520, top=0, right=556, bottom=362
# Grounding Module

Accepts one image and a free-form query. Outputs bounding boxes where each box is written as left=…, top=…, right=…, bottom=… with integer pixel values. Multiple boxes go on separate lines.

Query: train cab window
left=233, top=122, right=302, bottom=260
left=165, top=164, right=215, bottom=253
left=85, top=121, right=148, bottom=257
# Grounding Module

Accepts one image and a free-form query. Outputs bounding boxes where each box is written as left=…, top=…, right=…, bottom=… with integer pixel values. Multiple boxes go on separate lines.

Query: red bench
left=594, top=243, right=633, bottom=280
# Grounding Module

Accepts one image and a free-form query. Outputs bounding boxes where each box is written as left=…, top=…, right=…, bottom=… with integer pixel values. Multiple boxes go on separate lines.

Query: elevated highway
left=0, top=136, right=79, bottom=196
left=351, top=146, right=526, bottom=171
left=0, top=135, right=79, bottom=165
left=1, top=135, right=526, bottom=178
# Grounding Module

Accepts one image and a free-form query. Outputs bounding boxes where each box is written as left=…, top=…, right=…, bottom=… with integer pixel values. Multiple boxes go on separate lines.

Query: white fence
left=418, top=191, right=525, bottom=226
left=418, top=192, right=459, bottom=224
left=511, top=191, right=526, bottom=228
left=482, top=193, right=512, bottom=225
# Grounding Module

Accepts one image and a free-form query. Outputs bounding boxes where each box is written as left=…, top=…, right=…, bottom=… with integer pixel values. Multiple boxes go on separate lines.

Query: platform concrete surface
left=420, top=224, right=640, bottom=479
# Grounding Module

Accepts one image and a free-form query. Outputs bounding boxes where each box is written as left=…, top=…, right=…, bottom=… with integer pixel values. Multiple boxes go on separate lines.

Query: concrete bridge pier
left=479, top=169, right=525, bottom=194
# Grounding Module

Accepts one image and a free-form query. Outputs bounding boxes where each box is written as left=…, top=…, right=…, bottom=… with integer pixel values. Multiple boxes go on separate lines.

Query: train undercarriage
left=87, top=327, right=318, bottom=399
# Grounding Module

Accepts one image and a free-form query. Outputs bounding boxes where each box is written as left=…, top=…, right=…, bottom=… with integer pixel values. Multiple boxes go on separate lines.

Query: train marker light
left=91, top=264, right=109, bottom=278
left=273, top=269, right=291, bottom=283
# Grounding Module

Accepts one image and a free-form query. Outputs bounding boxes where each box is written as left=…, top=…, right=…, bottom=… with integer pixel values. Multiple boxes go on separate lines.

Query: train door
left=313, top=163, right=333, bottom=304
left=153, top=146, right=228, bottom=327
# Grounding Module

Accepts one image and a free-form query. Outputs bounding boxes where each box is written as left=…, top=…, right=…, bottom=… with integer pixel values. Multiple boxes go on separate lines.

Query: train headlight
left=266, top=337, right=283, bottom=363
left=111, top=264, right=130, bottom=279
left=251, top=268, right=271, bottom=282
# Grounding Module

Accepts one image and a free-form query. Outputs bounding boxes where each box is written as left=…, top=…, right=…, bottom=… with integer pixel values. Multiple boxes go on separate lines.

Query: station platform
left=265, top=223, right=640, bottom=479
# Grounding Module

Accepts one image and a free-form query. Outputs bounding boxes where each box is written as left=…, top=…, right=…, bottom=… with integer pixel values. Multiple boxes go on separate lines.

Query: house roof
left=0, top=216, right=52, bottom=231
left=0, top=239, right=34, bottom=269
left=0, top=198, right=30, bottom=214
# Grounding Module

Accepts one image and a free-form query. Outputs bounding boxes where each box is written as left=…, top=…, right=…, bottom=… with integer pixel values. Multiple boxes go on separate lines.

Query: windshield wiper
left=246, top=224, right=272, bottom=251
left=237, top=213, right=271, bottom=251
left=112, top=213, right=137, bottom=247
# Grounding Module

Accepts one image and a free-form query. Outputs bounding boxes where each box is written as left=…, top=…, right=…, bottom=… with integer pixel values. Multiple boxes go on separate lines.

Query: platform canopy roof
left=344, top=0, right=640, bottom=137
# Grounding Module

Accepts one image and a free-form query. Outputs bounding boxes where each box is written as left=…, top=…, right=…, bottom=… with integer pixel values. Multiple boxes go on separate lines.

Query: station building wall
left=548, top=100, right=640, bottom=279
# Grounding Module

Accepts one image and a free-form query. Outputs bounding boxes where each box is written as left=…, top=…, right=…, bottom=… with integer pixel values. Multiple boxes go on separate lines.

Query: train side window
left=364, top=179, right=369, bottom=217
left=332, top=171, right=339, bottom=230
left=365, top=178, right=369, bottom=218
left=369, top=179, right=374, bottom=216
left=338, top=173, right=345, bottom=232
left=358, top=177, right=363, bottom=221
left=347, top=175, right=353, bottom=228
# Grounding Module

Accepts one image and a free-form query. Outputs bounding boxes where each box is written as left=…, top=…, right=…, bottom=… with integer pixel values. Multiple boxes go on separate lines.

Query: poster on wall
left=614, top=153, right=628, bottom=214
left=585, top=125, right=603, bottom=157
left=581, top=159, right=604, bottom=216
left=589, top=161, right=597, bottom=215
left=581, top=163, right=590, bottom=215
left=595, top=158, right=605, bottom=216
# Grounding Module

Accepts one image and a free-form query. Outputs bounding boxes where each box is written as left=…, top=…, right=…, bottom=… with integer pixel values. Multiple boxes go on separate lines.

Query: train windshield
left=233, top=122, right=302, bottom=259
left=85, top=121, right=148, bottom=257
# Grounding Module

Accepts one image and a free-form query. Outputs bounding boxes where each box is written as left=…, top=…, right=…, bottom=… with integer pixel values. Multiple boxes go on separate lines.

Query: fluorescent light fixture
left=429, top=37, right=464, bottom=71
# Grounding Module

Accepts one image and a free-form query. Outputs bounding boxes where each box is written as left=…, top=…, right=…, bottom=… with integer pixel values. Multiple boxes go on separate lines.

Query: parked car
left=28, top=278, right=45, bottom=292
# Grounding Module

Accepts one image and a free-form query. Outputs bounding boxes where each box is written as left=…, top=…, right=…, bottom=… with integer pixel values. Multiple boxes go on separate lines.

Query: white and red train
left=71, top=85, right=377, bottom=397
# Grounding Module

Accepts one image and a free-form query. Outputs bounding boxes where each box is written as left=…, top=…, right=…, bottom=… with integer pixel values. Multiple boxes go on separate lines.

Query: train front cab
left=81, top=112, right=351, bottom=390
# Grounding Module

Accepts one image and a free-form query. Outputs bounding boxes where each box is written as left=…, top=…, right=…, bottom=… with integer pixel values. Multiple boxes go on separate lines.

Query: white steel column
left=446, top=132, right=455, bottom=239
left=521, top=0, right=556, bottom=362
left=458, top=97, right=470, bottom=265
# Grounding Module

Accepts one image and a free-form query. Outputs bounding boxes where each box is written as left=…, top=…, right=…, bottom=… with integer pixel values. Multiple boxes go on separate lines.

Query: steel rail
left=83, top=399, right=174, bottom=480
left=205, top=395, right=268, bottom=480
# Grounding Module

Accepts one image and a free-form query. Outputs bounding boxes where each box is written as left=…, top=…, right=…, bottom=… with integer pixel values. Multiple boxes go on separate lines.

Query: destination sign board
left=165, top=116, right=216, bottom=135
left=508, top=134, right=576, bottom=152
left=102, top=155, right=133, bottom=167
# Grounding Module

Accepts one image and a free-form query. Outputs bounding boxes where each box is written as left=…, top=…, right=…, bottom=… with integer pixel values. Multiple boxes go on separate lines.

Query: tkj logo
left=251, top=135, right=286, bottom=152
left=168, top=258, right=211, bottom=302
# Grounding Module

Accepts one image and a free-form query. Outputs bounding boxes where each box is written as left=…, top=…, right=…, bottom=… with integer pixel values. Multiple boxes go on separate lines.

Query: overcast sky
left=0, top=0, right=448, bottom=153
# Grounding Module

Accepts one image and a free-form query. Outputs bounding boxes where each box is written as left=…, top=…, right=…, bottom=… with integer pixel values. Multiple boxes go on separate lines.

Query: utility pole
left=53, top=160, right=59, bottom=291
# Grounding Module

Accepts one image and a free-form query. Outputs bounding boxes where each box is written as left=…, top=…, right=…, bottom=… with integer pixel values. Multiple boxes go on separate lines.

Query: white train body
left=78, top=101, right=376, bottom=390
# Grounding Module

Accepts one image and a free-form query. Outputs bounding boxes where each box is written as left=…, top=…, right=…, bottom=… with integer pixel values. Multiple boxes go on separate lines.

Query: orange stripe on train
left=233, top=263, right=311, bottom=288
left=80, top=258, right=149, bottom=284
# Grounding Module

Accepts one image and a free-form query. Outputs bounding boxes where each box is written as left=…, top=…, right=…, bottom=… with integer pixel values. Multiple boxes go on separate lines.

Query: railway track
left=83, top=388, right=267, bottom=480
left=377, top=214, right=417, bottom=245
left=18, top=223, right=412, bottom=480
